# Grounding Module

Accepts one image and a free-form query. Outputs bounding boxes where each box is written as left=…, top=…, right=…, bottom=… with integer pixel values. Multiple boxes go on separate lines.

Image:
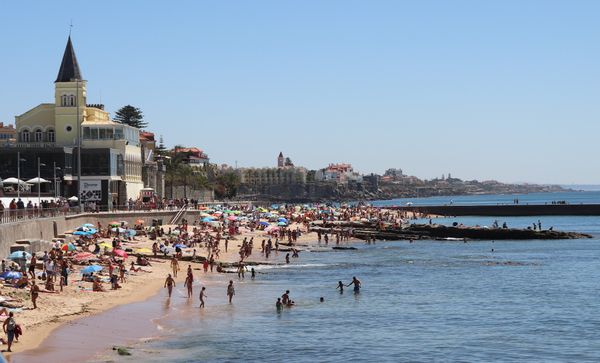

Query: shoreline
left=8, top=220, right=338, bottom=361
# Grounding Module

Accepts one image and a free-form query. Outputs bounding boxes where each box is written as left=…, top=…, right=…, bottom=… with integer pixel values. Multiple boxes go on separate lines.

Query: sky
left=0, top=0, right=598, bottom=184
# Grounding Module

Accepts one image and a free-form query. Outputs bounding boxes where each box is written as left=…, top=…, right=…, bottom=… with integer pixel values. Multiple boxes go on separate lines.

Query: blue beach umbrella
left=81, top=265, right=103, bottom=275
left=277, top=222, right=287, bottom=226
left=8, top=251, right=31, bottom=260
left=202, top=217, right=214, bottom=223
left=174, top=244, right=187, bottom=249
left=258, top=221, right=270, bottom=226
left=82, top=223, right=95, bottom=228
left=1, top=271, right=22, bottom=279
left=128, top=229, right=137, bottom=237
left=278, top=217, right=288, bottom=223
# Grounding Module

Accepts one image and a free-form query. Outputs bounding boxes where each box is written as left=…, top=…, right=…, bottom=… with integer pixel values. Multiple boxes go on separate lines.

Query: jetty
left=311, top=221, right=592, bottom=241
left=386, top=204, right=600, bottom=216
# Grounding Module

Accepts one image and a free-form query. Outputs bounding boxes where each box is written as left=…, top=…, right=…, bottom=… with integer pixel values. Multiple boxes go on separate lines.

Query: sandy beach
left=5, top=219, right=338, bottom=361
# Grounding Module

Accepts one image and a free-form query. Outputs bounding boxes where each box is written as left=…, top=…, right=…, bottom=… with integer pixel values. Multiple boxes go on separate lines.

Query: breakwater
left=388, top=204, right=600, bottom=216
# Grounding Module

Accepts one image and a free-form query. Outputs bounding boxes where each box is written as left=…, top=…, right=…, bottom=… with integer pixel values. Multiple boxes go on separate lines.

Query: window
left=21, top=129, right=30, bottom=142
left=34, top=129, right=43, bottom=142
left=90, top=128, right=99, bottom=139
left=99, top=128, right=107, bottom=140
left=47, top=129, right=55, bottom=142
left=70, top=95, right=76, bottom=106
left=61, top=94, right=68, bottom=107
left=83, top=127, right=91, bottom=139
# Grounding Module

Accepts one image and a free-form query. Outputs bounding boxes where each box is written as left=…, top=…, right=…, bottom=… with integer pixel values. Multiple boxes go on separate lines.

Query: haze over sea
left=67, top=191, right=596, bottom=363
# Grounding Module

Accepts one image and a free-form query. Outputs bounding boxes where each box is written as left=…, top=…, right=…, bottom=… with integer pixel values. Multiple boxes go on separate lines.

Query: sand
left=5, top=220, right=336, bottom=360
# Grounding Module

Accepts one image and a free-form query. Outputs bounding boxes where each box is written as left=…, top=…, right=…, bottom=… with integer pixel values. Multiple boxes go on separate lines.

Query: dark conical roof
left=55, top=36, right=82, bottom=83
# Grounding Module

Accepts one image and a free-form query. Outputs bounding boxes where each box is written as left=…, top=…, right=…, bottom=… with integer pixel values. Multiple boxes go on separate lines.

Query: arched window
left=61, top=94, right=68, bottom=106
left=21, top=129, right=30, bottom=142
left=47, top=128, right=55, bottom=142
left=70, top=95, right=76, bottom=106
left=34, top=128, right=43, bottom=142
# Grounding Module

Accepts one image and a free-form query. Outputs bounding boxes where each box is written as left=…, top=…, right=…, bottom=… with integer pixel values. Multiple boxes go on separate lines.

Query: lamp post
left=53, top=162, right=62, bottom=198
left=17, top=152, right=26, bottom=199
left=37, top=157, right=46, bottom=208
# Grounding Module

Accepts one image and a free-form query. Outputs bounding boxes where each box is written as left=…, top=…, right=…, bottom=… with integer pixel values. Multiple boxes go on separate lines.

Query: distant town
left=0, top=36, right=567, bottom=207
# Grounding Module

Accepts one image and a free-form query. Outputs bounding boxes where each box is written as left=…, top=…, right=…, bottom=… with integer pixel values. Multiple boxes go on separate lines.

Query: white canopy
left=68, top=196, right=79, bottom=201
left=2, top=178, right=29, bottom=185
left=26, top=177, right=50, bottom=184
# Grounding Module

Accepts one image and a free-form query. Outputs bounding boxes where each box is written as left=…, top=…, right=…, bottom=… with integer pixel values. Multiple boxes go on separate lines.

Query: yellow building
left=12, top=36, right=144, bottom=205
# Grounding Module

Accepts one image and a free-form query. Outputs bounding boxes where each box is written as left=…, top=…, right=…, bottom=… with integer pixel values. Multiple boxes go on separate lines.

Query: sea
left=19, top=191, right=600, bottom=362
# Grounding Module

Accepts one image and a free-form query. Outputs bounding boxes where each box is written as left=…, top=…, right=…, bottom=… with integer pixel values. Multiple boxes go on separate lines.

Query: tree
left=114, top=105, right=147, bottom=129
left=155, top=135, right=167, bottom=158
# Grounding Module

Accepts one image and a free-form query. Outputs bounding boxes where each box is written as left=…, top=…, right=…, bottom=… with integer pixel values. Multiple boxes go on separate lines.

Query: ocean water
left=110, top=212, right=600, bottom=362
left=371, top=190, right=600, bottom=206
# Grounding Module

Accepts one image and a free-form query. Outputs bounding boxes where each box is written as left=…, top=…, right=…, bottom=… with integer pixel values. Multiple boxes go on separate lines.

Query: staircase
left=169, top=205, right=189, bottom=225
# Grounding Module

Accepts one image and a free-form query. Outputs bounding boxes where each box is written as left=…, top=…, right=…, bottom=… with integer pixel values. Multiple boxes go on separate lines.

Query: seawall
left=392, top=204, right=600, bottom=216
left=0, top=210, right=194, bottom=257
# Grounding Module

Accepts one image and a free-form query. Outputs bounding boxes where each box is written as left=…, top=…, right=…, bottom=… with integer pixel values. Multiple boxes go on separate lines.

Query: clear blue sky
left=0, top=1, right=598, bottom=184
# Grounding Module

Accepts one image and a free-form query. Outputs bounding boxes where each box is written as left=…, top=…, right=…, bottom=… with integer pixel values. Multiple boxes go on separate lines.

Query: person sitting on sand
left=45, top=275, right=55, bottom=292
left=136, top=255, right=151, bottom=267
left=92, top=277, right=105, bottom=292
left=14, top=275, right=29, bottom=289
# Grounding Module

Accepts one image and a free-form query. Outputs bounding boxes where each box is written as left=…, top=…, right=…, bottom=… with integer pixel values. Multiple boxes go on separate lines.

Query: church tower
left=54, top=36, right=86, bottom=146
left=278, top=152, right=284, bottom=168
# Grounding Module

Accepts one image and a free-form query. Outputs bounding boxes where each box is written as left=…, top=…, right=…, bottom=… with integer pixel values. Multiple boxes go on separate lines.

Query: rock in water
left=113, top=346, right=132, bottom=356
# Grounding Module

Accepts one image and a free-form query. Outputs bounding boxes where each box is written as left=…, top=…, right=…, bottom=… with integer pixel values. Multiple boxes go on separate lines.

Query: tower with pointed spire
left=54, top=36, right=86, bottom=146
left=278, top=152, right=284, bottom=168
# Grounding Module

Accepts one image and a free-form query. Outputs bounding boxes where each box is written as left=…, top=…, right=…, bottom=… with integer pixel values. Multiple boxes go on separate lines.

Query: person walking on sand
left=2, top=312, right=16, bottom=352
left=227, top=280, right=235, bottom=304
left=346, top=276, right=361, bottom=293
left=171, top=256, right=180, bottom=278
left=164, top=274, right=176, bottom=298
left=199, top=287, right=207, bottom=308
left=184, top=274, right=194, bottom=298
left=31, top=280, right=40, bottom=309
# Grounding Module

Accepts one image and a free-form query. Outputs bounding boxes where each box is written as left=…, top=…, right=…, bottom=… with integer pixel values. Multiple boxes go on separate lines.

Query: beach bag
left=6, top=318, right=16, bottom=332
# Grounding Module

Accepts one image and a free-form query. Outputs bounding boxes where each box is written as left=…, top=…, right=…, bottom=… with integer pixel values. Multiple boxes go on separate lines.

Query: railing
left=0, top=206, right=80, bottom=224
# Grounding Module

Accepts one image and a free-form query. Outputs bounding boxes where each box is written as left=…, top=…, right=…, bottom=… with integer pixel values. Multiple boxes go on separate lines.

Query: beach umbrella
left=278, top=217, right=288, bottom=223
left=73, top=231, right=91, bottom=236
left=277, top=222, right=287, bottom=226
left=200, top=213, right=212, bottom=218
left=2, top=178, right=27, bottom=185
left=227, top=216, right=237, bottom=221
left=81, top=265, right=103, bottom=275
left=136, top=219, right=145, bottom=225
left=1, top=271, right=22, bottom=279
left=128, top=229, right=137, bottom=237
left=113, top=249, right=128, bottom=259
left=68, top=196, right=79, bottom=201
left=174, top=244, right=187, bottom=249
left=111, top=227, right=127, bottom=233
left=258, top=221, right=270, bottom=226
left=61, top=243, right=77, bottom=252
left=202, top=217, right=214, bottom=223
left=265, top=226, right=280, bottom=232
left=26, top=177, right=50, bottom=184
left=73, top=252, right=95, bottom=261
left=8, top=251, right=31, bottom=260
left=120, top=221, right=129, bottom=226
left=109, top=221, right=120, bottom=227
left=82, top=223, right=95, bottom=228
